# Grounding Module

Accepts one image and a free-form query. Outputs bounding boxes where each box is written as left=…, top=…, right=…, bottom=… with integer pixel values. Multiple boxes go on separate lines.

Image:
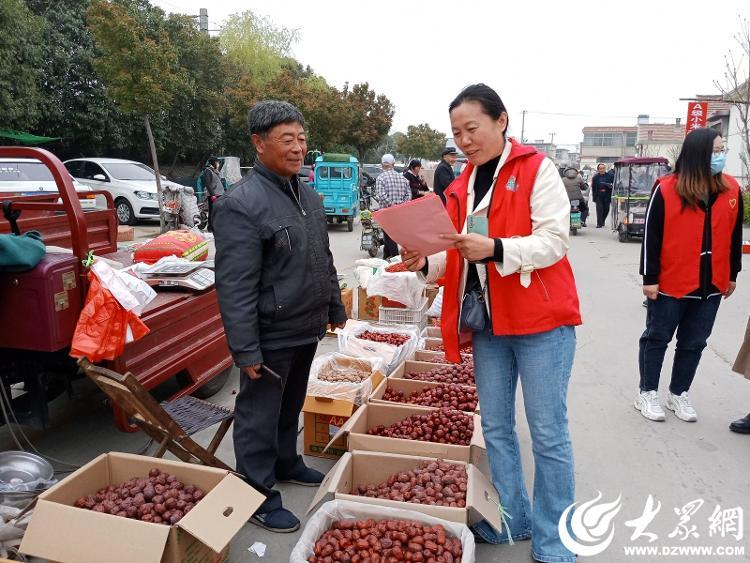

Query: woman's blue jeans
left=472, top=325, right=577, bottom=563
left=639, top=294, right=721, bottom=394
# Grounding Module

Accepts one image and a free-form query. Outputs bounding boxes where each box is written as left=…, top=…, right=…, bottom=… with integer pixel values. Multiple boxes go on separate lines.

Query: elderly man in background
left=212, top=100, right=347, bottom=533
left=433, top=146, right=457, bottom=204
left=375, top=153, right=411, bottom=259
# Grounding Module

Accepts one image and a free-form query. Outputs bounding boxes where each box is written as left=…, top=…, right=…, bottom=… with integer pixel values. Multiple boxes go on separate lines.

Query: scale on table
left=141, top=261, right=215, bottom=291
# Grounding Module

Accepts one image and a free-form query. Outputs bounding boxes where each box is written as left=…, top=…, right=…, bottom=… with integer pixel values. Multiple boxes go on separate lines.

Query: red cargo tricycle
left=0, top=147, right=233, bottom=430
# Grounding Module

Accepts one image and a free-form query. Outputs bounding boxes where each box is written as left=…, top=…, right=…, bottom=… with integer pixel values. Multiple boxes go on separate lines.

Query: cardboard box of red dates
left=307, top=451, right=502, bottom=536
left=370, top=377, right=480, bottom=414
left=291, top=499, right=476, bottom=562
left=326, top=402, right=486, bottom=467
left=413, top=349, right=473, bottom=364
left=420, top=326, right=442, bottom=339
left=390, top=360, right=476, bottom=388
left=20, top=452, right=265, bottom=563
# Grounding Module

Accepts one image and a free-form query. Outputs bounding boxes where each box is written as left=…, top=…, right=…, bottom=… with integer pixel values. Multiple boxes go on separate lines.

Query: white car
left=64, top=158, right=189, bottom=225
left=0, top=158, right=97, bottom=210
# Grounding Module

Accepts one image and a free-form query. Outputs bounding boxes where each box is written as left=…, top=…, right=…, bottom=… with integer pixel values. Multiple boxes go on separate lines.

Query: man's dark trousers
left=233, top=342, right=318, bottom=513
left=383, top=230, right=399, bottom=260
left=596, top=196, right=611, bottom=228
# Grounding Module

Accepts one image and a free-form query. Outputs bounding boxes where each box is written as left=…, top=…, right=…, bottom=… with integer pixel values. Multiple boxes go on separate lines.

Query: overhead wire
left=522, top=110, right=680, bottom=120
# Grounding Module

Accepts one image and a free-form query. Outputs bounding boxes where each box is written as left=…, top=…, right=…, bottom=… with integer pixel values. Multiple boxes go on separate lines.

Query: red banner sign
left=685, top=102, right=708, bottom=134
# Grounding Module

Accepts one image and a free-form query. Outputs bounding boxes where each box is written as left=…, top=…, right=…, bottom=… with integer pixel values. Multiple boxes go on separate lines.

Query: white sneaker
left=634, top=390, right=666, bottom=421
left=666, top=392, right=697, bottom=422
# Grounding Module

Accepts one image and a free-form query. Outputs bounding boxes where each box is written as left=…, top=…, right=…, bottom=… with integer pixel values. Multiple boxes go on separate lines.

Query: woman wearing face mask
left=635, top=128, right=743, bottom=423
left=401, top=84, right=581, bottom=562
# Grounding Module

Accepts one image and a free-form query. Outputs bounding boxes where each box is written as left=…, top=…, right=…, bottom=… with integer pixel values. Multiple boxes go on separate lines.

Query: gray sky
left=153, top=0, right=749, bottom=148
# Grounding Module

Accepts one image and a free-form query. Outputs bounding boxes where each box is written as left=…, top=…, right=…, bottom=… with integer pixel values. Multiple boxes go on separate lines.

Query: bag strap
left=2, top=201, right=21, bottom=236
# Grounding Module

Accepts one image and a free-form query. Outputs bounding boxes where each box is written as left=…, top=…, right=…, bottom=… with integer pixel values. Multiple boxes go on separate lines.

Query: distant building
left=580, top=126, right=637, bottom=171
left=635, top=118, right=684, bottom=165
left=555, top=148, right=570, bottom=165
left=528, top=140, right=556, bottom=160
left=554, top=148, right=580, bottom=169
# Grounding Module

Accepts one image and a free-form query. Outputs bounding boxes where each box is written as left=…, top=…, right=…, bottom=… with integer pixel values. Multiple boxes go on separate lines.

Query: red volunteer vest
left=657, top=173, right=740, bottom=298
left=440, top=141, right=582, bottom=363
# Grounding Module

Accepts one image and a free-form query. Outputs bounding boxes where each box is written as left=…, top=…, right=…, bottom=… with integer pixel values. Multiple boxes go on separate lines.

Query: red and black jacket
left=640, top=173, right=743, bottom=299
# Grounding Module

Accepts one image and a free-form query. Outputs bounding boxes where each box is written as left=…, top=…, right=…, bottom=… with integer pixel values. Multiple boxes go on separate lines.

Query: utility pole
left=198, top=8, right=208, bottom=33
left=521, top=110, right=527, bottom=143
left=549, top=132, right=556, bottom=145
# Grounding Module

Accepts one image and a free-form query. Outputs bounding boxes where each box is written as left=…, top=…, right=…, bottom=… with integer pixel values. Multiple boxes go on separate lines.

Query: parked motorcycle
left=360, top=208, right=384, bottom=257
left=570, top=199, right=582, bottom=236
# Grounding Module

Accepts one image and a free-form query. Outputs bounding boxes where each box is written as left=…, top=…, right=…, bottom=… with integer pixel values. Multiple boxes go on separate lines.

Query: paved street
left=3, top=219, right=750, bottom=562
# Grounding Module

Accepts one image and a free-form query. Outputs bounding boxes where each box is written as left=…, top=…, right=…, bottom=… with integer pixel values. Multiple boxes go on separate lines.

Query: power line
left=524, top=110, right=680, bottom=120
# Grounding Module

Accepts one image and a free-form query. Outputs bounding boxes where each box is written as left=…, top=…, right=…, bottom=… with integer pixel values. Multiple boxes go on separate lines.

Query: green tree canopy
left=26, top=0, right=138, bottom=158
left=0, top=0, right=43, bottom=132
left=220, top=10, right=297, bottom=86
left=87, top=0, right=185, bottom=230
left=340, top=83, right=395, bottom=162
left=87, top=0, right=182, bottom=116
left=396, top=123, right=447, bottom=160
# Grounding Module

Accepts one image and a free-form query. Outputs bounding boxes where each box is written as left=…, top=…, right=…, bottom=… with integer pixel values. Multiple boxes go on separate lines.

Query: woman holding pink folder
left=402, top=84, right=581, bottom=563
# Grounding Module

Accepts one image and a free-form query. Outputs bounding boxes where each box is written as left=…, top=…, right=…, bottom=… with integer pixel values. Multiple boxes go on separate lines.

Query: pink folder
left=373, top=193, right=458, bottom=256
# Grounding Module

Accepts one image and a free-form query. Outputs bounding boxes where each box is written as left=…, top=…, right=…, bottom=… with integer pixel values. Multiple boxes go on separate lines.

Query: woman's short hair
left=449, top=83, right=509, bottom=134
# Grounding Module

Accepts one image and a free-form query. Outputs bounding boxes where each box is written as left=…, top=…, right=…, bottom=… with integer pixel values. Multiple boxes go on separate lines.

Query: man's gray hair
left=248, top=100, right=305, bottom=137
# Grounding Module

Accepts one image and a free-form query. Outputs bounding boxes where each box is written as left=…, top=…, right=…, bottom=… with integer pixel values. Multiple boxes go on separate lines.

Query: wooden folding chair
left=78, top=358, right=234, bottom=471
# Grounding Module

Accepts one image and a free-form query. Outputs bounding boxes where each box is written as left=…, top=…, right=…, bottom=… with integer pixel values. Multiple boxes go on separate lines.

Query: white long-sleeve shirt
left=425, top=140, right=571, bottom=297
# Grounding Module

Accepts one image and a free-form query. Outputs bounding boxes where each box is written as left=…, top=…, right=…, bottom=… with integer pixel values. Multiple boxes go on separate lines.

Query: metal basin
left=0, top=451, right=54, bottom=507
left=0, top=451, right=54, bottom=485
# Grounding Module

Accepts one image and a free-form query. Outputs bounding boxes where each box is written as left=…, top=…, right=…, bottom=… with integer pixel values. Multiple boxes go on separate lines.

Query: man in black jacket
left=202, top=157, right=223, bottom=231
left=591, top=163, right=614, bottom=227
left=433, top=147, right=457, bottom=204
left=213, top=100, right=347, bottom=533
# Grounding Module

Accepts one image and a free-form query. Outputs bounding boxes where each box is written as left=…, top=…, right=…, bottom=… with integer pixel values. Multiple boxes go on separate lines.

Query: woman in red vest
left=402, top=84, right=581, bottom=562
left=636, top=127, right=742, bottom=422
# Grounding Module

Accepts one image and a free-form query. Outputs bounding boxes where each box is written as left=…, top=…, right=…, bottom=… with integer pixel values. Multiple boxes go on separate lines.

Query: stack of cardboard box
left=296, top=322, right=503, bottom=560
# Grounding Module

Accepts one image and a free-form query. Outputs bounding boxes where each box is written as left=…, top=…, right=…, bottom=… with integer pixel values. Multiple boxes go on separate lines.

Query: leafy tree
left=396, top=123, right=447, bottom=161
left=363, top=132, right=405, bottom=164
left=263, top=72, right=345, bottom=151
left=0, top=0, right=43, bottom=132
left=223, top=69, right=346, bottom=162
left=87, top=0, right=183, bottom=231
left=26, top=0, right=139, bottom=158
left=155, top=12, right=227, bottom=168
left=220, top=10, right=297, bottom=86
left=714, top=15, right=750, bottom=185
left=340, top=83, right=395, bottom=162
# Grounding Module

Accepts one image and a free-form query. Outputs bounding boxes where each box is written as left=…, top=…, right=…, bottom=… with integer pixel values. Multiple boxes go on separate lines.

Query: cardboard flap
left=177, top=474, right=264, bottom=553
left=323, top=402, right=365, bottom=453
left=470, top=414, right=485, bottom=450
left=303, top=395, right=355, bottom=418
left=466, top=465, right=503, bottom=533
left=369, top=376, right=387, bottom=400
left=21, top=501, right=169, bottom=563
left=306, top=453, right=351, bottom=515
